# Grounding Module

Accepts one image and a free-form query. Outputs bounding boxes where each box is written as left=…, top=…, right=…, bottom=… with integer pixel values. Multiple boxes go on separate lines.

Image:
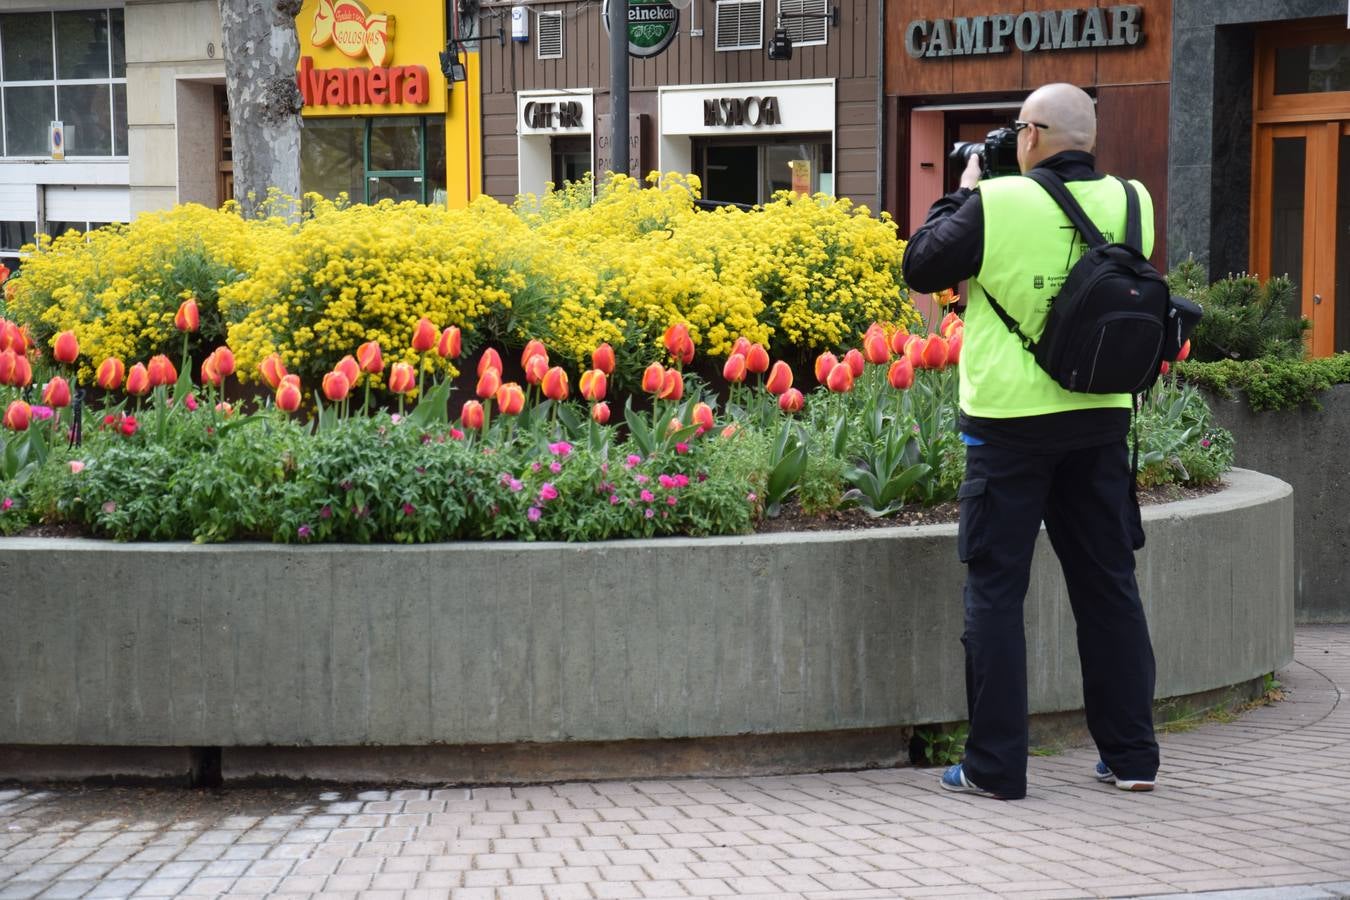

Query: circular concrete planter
left=0, top=468, right=1293, bottom=783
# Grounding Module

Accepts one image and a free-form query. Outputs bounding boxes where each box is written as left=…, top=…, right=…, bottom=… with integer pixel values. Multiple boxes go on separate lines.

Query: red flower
left=200, top=354, right=222, bottom=387
left=862, top=325, right=890, bottom=365
left=592, top=342, right=616, bottom=374
left=663, top=322, right=695, bottom=365
left=844, top=348, right=865, bottom=378
left=778, top=387, right=805, bottom=413
left=591, top=401, right=611, bottom=424
left=95, top=357, right=125, bottom=391
left=659, top=368, right=684, bottom=401
left=521, top=339, right=549, bottom=369
left=119, top=414, right=138, bottom=436
left=641, top=362, right=665, bottom=394
left=125, top=363, right=151, bottom=396
left=903, top=334, right=924, bottom=369
left=579, top=368, right=607, bottom=402
left=946, top=329, right=963, bottom=366
left=147, top=354, right=177, bottom=387
left=53, top=330, right=79, bottom=364
left=259, top=353, right=287, bottom=390
left=730, top=336, right=753, bottom=358
left=692, top=401, right=714, bottom=433
left=1176, top=339, right=1191, bottom=362
left=814, top=351, right=838, bottom=385
left=744, top=343, right=770, bottom=375
left=174, top=298, right=200, bottom=332
left=411, top=317, right=438, bottom=353
left=3, top=399, right=30, bottom=431
left=0, top=349, right=15, bottom=386
left=476, top=367, right=502, bottom=399
left=212, top=346, right=236, bottom=378
left=940, top=311, right=964, bottom=338
left=322, top=370, right=351, bottom=402
left=541, top=366, right=569, bottom=401
left=722, top=354, right=747, bottom=384
left=826, top=362, right=854, bottom=393
left=888, top=357, right=915, bottom=390
left=889, top=326, right=910, bottom=356
left=357, top=341, right=384, bottom=374
left=764, top=360, right=793, bottom=396
left=477, top=347, right=503, bottom=377
left=275, top=379, right=302, bottom=412
left=388, top=361, right=416, bottom=395
left=335, top=354, right=359, bottom=387
left=437, top=326, right=462, bottom=359
left=919, top=334, right=949, bottom=370
left=496, top=382, right=525, bottom=415
left=460, top=399, right=485, bottom=430
left=524, top=354, right=548, bottom=386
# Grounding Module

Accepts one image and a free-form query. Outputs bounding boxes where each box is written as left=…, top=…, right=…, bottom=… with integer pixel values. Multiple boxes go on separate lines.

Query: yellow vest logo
left=311, top=0, right=394, bottom=67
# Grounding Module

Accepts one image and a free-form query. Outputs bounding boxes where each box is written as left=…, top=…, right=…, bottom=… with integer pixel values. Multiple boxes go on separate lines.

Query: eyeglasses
left=1013, top=120, right=1050, bottom=133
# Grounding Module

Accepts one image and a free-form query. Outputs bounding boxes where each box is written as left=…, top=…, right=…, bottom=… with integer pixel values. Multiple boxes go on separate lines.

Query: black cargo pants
left=957, top=438, right=1159, bottom=799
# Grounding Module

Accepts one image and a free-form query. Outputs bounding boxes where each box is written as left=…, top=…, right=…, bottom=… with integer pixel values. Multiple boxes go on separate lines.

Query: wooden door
left=1251, top=19, right=1350, bottom=356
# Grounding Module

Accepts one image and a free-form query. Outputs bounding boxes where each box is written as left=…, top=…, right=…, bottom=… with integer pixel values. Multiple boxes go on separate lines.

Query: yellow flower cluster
left=7, top=204, right=279, bottom=380
left=8, top=176, right=916, bottom=384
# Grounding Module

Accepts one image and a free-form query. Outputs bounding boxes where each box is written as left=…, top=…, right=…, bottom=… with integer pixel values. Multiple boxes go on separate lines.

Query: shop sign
left=297, top=0, right=444, bottom=115
left=602, top=0, right=680, bottom=58
left=522, top=100, right=585, bottom=130
left=904, top=5, right=1144, bottom=59
left=703, top=96, right=781, bottom=127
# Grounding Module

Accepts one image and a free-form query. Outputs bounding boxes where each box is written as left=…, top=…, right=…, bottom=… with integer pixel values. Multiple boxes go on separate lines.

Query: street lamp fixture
left=767, top=6, right=839, bottom=61
left=440, top=39, right=468, bottom=82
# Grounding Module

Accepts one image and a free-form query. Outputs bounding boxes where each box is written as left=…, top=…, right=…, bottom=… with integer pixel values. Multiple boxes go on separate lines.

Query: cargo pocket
left=957, top=477, right=989, bottom=563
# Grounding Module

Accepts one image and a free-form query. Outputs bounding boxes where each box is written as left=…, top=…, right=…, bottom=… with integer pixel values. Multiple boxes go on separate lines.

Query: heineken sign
left=603, top=0, right=679, bottom=58
left=904, top=4, right=1144, bottom=58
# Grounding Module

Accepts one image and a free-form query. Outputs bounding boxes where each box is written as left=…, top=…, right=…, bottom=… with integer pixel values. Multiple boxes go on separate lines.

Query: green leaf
left=406, top=379, right=453, bottom=428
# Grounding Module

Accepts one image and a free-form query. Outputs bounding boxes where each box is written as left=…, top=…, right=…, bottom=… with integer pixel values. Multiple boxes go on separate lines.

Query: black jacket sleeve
left=900, top=187, right=985, bottom=294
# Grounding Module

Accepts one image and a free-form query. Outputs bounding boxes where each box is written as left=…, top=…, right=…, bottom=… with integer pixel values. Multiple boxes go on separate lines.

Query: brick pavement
left=2, top=625, right=1349, bottom=900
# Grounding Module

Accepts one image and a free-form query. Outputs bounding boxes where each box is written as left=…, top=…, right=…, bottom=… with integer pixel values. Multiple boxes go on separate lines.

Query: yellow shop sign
left=297, top=0, right=446, bottom=116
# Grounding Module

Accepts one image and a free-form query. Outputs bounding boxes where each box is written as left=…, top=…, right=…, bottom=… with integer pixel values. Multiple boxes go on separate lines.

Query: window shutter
left=778, top=0, right=827, bottom=45
left=537, top=11, right=563, bottom=60
left=715, top=0, right=763, bottom=52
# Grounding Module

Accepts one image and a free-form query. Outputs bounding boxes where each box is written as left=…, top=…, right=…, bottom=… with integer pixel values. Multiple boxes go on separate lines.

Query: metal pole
left=609, top=0, right=629, bottom=177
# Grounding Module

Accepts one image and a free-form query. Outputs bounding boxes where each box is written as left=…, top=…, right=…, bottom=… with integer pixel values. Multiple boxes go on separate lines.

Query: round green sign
left=603, top=0, right=680, bottom=58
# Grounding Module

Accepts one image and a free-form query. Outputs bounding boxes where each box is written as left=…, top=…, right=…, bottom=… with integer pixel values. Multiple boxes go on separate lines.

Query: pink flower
left=449, top=427, right=465, bottom=440
left=675, top=442, right=689, bottom=454
left=68, top=460, right=86, bottom=474
left=625, top=454, right=642, bottom=468
left=403, top=503, right=416, bottom=517
left=298, top=524, right=312, bottom=539
left=666, top=495, right=678, bottom=506
left=549, top=441, right=573, bottom=456
left=549, top=461, right=562, bottom=474
left=644, top=508, right=655, bottom=519
left=509, top=478, right=523, bottom=492
left=609, top=494, right=619, bottom=505
left=1, top=498, right=12, bottom=511
left=634, top=474, right=649, bottom=484
left=320, top=505, right=332, bottom=519
left=30, top=405, right=54, bottom=422
left=640, top=489, right=655, bottom=502
left=527, top=507, right=542, bottom=522
left=539, top=483, right=559, bottom=502
left=659, top=474, right=676, bottom=489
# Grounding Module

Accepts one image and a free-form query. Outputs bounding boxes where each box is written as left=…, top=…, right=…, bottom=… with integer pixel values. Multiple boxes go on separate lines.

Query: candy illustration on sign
left=311, top=0, right=394, bottom=67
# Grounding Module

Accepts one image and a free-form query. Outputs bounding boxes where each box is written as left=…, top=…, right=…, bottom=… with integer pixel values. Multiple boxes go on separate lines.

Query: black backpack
left=985, top=170, right=1200, bottom=395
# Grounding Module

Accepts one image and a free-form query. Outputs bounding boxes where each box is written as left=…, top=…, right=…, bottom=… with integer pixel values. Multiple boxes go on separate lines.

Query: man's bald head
left=1020, top=83, right=1096, bottom=154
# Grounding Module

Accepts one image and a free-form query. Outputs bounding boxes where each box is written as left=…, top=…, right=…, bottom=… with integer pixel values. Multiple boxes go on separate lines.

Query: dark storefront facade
left=1171, top=0, right=1350, bottom=356
left=883, top=1, right=1172, bottom=271
left=476, top=1, right=882, bottom=210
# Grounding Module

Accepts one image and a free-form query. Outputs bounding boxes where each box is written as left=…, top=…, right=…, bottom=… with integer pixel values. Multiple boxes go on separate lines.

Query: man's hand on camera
left=960, top=153, right=983, bottom=190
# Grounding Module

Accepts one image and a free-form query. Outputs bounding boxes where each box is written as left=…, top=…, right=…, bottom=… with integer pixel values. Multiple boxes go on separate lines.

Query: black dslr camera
left=950, top=126, right=1020, bottom=180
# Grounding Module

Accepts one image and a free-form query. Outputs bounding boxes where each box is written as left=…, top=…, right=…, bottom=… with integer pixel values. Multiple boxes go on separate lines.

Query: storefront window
left=302, top=116, right=446, bottom=205
left=0, top=220, right=35, bottom=252
left=0, top=10, right=126, bottom=158
left=1275, top=44, right=1350, bottom=95
left=699, top=138, right=832, bottom=205
left=551, top=136, right=590, bottom=185
left=1269, top=137, right=1306, bottom=321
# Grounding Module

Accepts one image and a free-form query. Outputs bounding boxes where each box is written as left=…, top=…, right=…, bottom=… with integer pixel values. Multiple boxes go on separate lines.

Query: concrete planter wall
left=0, top=469, right=1293, bottom=782
left=1206, top=383, right=1350, bottom=623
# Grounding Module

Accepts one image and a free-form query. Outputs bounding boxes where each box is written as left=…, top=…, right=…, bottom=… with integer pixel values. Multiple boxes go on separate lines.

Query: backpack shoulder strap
left=1114, top=176, right=1143, bottom=254
left=1025, top=169, right=1108, bottom=248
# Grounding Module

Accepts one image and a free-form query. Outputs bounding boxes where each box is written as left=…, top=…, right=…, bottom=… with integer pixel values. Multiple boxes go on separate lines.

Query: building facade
left=474, top=0, right=882, bottom=210
left=883, top=0, right=1171, bottom=270
left=1170, top=0, right=1349, bottom=356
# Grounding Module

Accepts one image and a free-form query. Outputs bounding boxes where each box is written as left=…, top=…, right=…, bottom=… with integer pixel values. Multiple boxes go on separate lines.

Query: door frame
left=1251, top=18, right=1350, bottom=357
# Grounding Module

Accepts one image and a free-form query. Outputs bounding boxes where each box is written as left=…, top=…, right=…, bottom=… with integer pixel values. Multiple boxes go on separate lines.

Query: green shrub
left=1168, top=257, right=1307, bottom=362
left=1176, top=353, right=1350, bottom=412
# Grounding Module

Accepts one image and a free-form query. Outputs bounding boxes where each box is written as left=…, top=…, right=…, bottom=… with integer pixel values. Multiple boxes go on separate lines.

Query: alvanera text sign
left=904, top=5, right=1143, bottom=58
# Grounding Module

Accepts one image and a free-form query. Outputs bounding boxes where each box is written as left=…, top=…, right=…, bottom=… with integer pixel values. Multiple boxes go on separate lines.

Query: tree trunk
left=218, top=0, right=303, bottom=219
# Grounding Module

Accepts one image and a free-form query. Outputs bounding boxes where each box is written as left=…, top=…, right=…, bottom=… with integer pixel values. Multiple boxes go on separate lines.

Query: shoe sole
left=1113, top=780, right=1155, bottom=792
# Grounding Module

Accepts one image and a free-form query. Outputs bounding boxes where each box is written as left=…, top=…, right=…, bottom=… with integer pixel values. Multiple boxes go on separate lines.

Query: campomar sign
left=602, top=0, right=679, bottom=58
left=904, top=4, right=1143, bottom=59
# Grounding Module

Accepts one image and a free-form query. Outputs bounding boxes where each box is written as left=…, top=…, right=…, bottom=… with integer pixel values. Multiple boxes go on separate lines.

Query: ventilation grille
left=779, top=0, right=827, bottom=45
left=537, top=11, right=563, bottom=60
left=715, top=0, right=762, bottom=51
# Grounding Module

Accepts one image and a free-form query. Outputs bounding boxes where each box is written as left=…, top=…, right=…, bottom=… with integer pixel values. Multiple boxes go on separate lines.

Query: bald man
left=903, top=83, right=1160, bottom=801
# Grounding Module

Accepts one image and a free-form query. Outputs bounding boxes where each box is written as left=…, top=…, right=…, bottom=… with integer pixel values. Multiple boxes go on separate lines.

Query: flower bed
left=0, top=468, right=1293, bottom=782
